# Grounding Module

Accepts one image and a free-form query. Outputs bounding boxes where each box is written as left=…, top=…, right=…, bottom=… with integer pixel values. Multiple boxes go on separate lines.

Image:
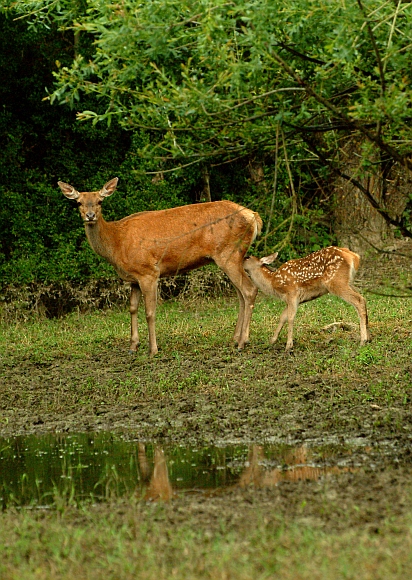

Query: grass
left=2, top=292, right=411, bottom=397
left=1, top=291, right=410, bottom=360
left=0, top=500, right=412, bottom=580
left=1, top=289, right=412, bottom=578
left=0, top=292, right=411, bottom=433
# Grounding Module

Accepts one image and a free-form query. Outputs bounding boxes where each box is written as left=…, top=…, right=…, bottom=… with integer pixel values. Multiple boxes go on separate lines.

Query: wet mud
left=1, top=247, right=412, bottom=533
left=1, top=338, right=412, bottom=530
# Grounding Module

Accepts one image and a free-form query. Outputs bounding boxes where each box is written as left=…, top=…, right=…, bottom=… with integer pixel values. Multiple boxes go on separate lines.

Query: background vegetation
left=1, top=1, right=412, bottom=300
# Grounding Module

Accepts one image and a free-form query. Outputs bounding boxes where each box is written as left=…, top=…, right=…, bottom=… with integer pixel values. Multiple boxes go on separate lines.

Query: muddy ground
left=2, top=346, right=412, bottom=534
left=1, top=342, right=411, bottom=444
left=1, top=245, right=412, bottom=536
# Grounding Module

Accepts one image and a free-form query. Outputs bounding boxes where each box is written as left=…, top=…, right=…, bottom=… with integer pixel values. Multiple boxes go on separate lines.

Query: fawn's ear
left=260, top=252, right=278, bottom=265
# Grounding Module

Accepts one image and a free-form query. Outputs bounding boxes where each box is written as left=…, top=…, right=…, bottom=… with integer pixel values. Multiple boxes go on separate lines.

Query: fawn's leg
left=285, top=298, right=299, bottom=351
left=327, top=282, right=370, bottom=345
left=270, top=307, right=288, bottom=345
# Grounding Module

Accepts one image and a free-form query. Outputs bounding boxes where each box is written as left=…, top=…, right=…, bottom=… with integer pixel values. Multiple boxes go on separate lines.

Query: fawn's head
left=58, top=178, right=118, bottom=225
left=244, top=252, right=278, bottom=275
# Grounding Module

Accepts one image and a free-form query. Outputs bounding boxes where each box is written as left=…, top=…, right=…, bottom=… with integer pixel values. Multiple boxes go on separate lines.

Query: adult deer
left=243, top=246, right=370, bottom=351
left=58, top=178, right=262, bottom=356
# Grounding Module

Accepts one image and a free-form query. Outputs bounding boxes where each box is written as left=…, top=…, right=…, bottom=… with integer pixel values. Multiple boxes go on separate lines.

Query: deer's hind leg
left=284, top=297, right=299, bottom=352
left=232, top=286, right=246, bottom=343
left=215, top=252, right=258, bottom=349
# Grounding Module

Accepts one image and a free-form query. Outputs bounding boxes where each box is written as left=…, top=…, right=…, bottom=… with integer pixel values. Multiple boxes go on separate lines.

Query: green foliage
left=13, top=2, right=410, bottom=288
left=0, top=13, right=198, bottom=286
left=18, top=0, right=412, bottom=167
left=17, top=0, right=409, bottom=242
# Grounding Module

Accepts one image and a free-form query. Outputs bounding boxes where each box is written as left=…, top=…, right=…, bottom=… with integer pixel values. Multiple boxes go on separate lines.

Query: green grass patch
left=0, top=501, right=411, bottom=580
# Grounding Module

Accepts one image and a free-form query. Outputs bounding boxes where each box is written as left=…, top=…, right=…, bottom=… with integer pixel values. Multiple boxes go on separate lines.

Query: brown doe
left=243, top=246, right=370, bottom=351
left=58, top=178, right=262, bottom=356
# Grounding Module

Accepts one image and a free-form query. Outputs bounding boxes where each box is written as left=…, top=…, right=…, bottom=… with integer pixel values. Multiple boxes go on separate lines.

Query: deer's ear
left=260, top=252, right=278, bottom=265
left=58, top=181, right=79, bottom=200
left=100, top=177, right=118, bottom=198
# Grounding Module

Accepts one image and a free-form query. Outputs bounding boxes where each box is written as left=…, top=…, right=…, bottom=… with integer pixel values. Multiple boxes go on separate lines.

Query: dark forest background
left=0, top=13, right=335, bottom=290
left=2, top=1, right=412, bottom=312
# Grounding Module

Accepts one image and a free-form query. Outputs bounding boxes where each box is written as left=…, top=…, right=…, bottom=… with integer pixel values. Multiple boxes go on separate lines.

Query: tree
left=7, top=0, right=412, bottom=246
left=0, top=7, right=196, bottom=289
left=11, top=0, right=412, bottom=239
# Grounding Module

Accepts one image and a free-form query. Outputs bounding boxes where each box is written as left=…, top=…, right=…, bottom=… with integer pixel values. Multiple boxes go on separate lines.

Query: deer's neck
left=84, top=218, right=117, bottom=264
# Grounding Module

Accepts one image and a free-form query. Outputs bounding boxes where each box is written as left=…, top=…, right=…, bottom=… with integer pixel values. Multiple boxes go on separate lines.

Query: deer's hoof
left=129, top=342, right=140, bottom=353
left=148, top=348, right=159, bottom=357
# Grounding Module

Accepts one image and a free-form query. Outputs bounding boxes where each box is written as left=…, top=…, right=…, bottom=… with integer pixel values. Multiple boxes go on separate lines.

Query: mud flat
left=1, top=260, right=412, bottom=577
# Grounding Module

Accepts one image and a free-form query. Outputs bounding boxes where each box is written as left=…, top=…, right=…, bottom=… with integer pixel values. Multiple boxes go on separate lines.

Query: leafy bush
left=0, top=10, right=335, bottom=300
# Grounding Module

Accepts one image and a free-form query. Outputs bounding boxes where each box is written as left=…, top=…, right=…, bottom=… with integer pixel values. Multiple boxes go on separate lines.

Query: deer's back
left=110, top=200, right=260, bottom=276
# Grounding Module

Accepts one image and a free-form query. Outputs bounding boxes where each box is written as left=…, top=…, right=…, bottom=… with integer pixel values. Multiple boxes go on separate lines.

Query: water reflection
left=144, top=447, right=174, bottom=502
left=0, top=433, right=359, bottom=508
left=237, top=445, right=353, bottom=489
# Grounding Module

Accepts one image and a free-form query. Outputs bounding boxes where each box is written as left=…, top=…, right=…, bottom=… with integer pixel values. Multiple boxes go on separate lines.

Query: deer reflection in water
left=237, top=445, right=354, bottom=489
left=138, top=444, right=174, bottom=501
left=136, top=443, right=355, bottom=502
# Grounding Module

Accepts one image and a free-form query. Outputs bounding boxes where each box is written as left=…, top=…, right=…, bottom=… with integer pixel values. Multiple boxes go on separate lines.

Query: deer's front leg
left=139, top=277, right=159, bottom=357
left=129, top=283, right=142, bottom=352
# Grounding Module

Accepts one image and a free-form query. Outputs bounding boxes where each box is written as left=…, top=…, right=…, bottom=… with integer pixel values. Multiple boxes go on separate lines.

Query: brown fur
left=244, top=246, right=370, bottom=351
left=59, top=178, right=262, bottom=355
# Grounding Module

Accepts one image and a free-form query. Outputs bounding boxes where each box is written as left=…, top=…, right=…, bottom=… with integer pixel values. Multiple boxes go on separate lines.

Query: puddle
left=0, top=432, right=390, bottom=508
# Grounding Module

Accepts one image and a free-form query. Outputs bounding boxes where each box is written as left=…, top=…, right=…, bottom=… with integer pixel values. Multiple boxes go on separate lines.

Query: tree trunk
left=200, top=165, right=212, bottom=202
left=334, top=139, right=410, bottom=253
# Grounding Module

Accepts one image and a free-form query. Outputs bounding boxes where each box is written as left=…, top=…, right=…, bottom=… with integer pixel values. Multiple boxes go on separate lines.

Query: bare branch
left=356, top=0, right=386, bottom=94
left=300, top=135, right=412, bottom=238
left=270, top=49, right=412, bottom=173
